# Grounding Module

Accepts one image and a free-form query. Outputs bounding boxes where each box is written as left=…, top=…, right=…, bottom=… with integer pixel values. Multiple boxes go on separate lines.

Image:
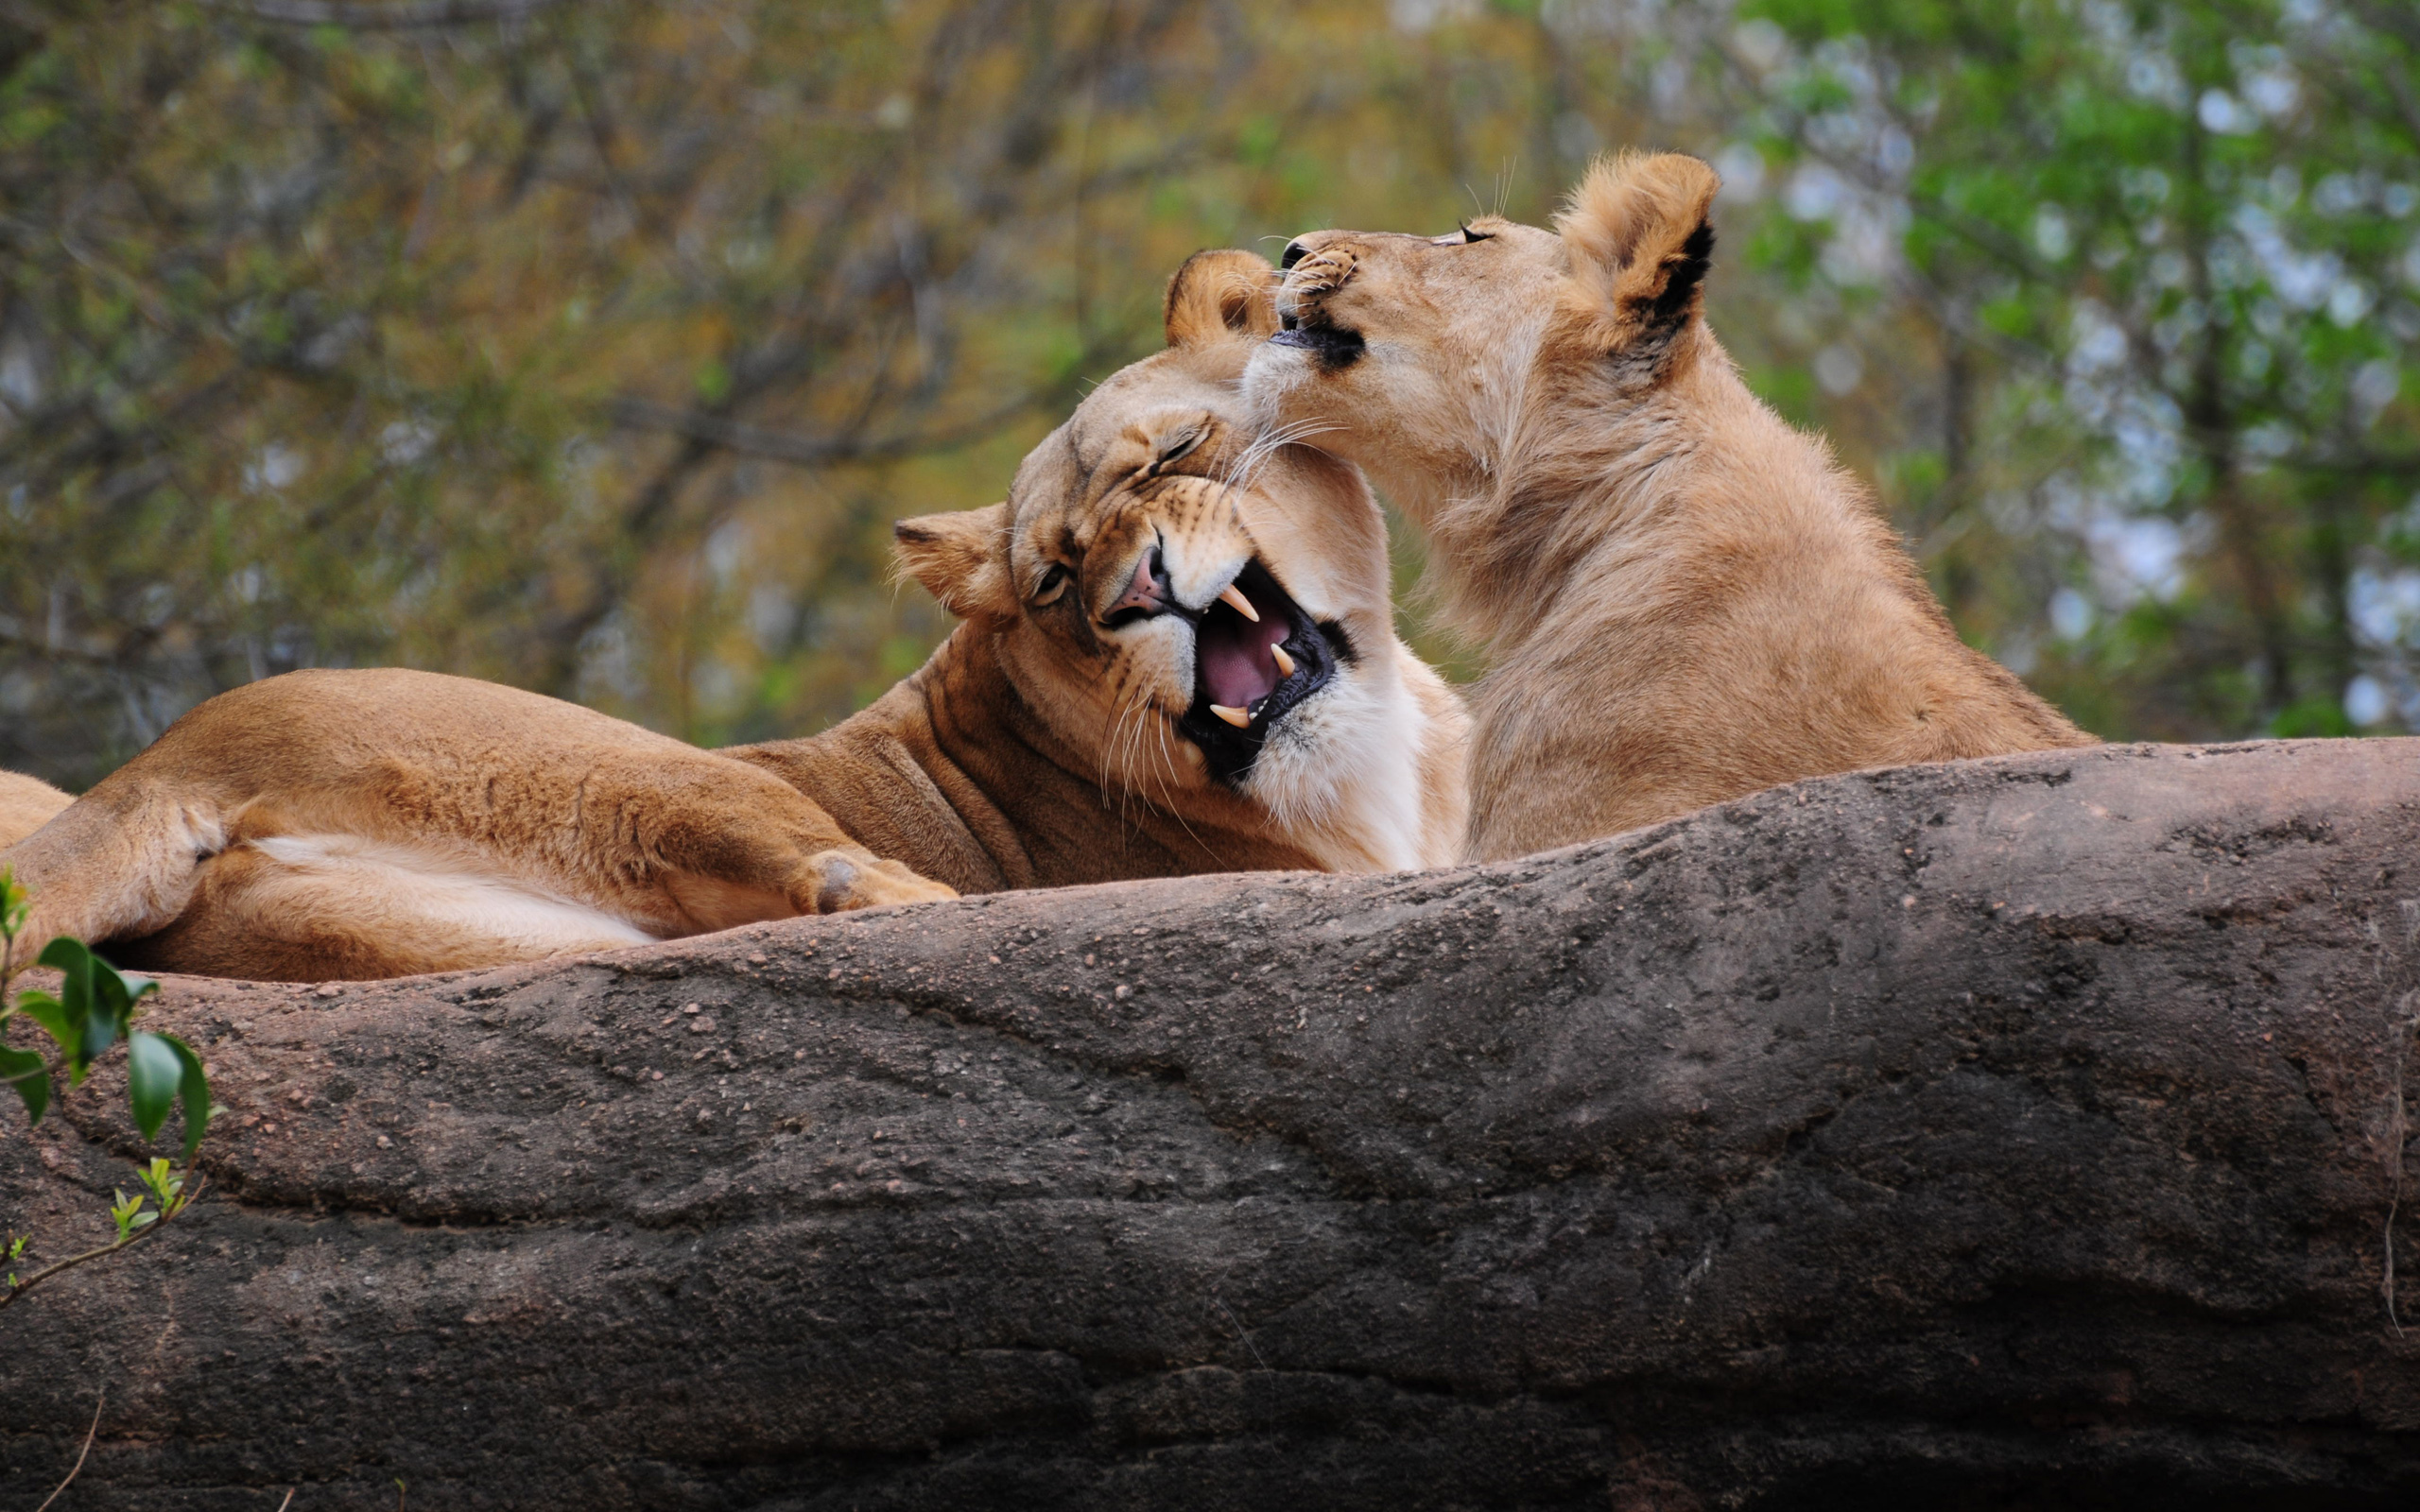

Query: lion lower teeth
left=1209, top=704, right=1252, bottom=729
left=1270, top=644, right=1296, bottom=678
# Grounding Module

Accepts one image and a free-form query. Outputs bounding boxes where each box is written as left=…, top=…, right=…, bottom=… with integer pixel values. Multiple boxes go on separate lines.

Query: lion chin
left=0, top=250, right=1468, bottom=984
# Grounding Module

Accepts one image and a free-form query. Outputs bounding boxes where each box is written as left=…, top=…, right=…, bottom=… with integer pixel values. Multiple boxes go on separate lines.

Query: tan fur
left=0, top=771, right=72, bottom=850
left=0, top=250, right=1467, bottom=982
left=3, top=671, right=952, bottom=982
left=1246, top=152, right=2091, bottom=861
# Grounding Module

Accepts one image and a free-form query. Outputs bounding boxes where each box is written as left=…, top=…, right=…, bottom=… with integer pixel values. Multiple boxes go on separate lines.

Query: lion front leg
left=634, top=757, right=957, bottom=933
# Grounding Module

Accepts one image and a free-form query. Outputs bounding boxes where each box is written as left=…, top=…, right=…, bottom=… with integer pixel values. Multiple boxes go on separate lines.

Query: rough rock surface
left=4, top=739, right=2419, bottom=1509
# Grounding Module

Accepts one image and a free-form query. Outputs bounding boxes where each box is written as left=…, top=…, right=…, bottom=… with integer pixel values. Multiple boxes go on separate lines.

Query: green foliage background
left=2, top=0, right=2414, bottom=786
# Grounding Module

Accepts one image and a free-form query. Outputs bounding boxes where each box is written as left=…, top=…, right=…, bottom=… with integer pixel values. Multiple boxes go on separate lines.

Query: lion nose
left=1105, top=545, right=1170, bottom=624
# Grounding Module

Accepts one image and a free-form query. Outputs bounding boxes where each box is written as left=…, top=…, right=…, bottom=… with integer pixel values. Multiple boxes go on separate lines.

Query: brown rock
left=4, top=740, right=2418, bottom=1508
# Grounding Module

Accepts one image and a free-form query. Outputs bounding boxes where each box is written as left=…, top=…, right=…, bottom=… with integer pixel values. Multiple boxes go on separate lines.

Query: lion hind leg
left=116, top=834, right=660, bottom=983
left=0, top=782, right=229, bottom=960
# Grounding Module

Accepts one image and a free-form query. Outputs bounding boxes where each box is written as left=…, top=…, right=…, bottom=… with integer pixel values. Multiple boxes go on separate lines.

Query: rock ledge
left=5, top=739, right=2419, bottom=1509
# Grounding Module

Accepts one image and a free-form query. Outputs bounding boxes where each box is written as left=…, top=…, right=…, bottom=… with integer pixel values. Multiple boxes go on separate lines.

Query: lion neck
left=724, top=623, right=1326, bottom=895
left=1381, top=323, right=1865, bottom=660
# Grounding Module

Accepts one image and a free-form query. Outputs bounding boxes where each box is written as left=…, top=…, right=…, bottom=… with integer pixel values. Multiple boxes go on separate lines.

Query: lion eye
left=1429, top=224, right=1495, bottom=247
left=1032, top=563, right=1071, bottom=606
left=1155, top=427, right=1203, bottom=468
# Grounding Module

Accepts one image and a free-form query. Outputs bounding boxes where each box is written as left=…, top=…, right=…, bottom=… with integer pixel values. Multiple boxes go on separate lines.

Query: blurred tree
left=1, top=0, right=2413, bottom=789
left=0, top=0, right=1260, bottom=780
left=1709, top=0, right=2420, bottom=736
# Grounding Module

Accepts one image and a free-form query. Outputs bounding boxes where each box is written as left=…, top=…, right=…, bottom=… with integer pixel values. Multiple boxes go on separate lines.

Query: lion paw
left=1287, top=246, right=1358, bottom=296
left=802, top=849, right=958, bottom=914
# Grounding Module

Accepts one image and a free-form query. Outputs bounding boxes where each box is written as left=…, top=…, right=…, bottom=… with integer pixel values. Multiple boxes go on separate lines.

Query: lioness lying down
left=0, top=771, right=70, bottom=851
left=1250, top=152, right=2092, bottom=861
left=0, top=250, right=1468, bottom=982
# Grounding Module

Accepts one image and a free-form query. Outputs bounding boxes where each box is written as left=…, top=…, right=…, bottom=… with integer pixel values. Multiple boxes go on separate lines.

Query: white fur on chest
left=1244, top=668, right=1431, bottom=873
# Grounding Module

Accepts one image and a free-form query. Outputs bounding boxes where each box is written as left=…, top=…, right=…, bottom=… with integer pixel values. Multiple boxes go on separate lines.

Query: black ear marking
left=1607, top=220, right=1715, bottom=381
left=1280, top=239, right=1311, bottom=270
left=1634, top=220, right=1715, bottom=328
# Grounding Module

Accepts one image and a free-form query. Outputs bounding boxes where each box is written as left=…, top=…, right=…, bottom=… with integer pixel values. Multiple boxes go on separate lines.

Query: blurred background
left=2, top=0, right=2415, bottom=787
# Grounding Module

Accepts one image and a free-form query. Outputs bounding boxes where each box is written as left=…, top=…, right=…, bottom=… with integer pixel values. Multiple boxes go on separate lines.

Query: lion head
left=1240, top=153, right=1720, bottom=579
left=890, top=249, right=1465, bottom=872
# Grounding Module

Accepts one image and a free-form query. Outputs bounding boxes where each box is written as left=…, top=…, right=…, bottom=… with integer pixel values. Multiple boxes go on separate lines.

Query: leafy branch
left=0, top=868, right=218, bottom=1314
left=1, top=1161, right=206, bottom=1314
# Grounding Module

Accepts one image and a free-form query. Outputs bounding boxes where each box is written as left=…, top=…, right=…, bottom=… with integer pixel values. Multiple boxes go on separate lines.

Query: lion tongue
left=1199, top=606, right=1290, bottom=712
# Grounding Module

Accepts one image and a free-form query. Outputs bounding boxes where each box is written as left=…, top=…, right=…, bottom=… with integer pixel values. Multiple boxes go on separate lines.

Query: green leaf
left=128, top=1031, right=181, bottom=1144
left=36, top=936, right=100, bottom=1076
left=163, top=1033, right=214, bottom=1160
left=139, top=1157, right=181, bottom=1208
left=0, top=866, right=27, bottom=944
left=31, top=936, right=155, bottom=1081
left=110, top=1188, right=144, bottom=1243
left=0, top=1044, right=49, bottom=1123
left=15, top=988, right=76, bottom=1062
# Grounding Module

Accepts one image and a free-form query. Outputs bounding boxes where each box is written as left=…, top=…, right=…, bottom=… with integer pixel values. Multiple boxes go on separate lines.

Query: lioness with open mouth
left=0, top=250, right=1467, bottom=982
left=1246, top=151, right=2093, bottom=862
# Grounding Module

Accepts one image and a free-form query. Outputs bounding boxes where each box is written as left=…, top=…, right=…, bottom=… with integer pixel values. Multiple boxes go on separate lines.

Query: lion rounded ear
left=1555, top=152, right=1720, bottom=371
left=1164, top=249, right=1280, bottom=349
left=893, top=503, right=1016, bottom=621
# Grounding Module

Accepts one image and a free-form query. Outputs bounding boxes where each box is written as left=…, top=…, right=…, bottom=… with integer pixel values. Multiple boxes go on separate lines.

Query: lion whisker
left=1221, top=419, right=1342, bottom=500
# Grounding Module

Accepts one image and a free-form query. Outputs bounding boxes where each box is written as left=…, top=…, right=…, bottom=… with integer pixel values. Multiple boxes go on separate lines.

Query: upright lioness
left=2, top=250, right=1467, bottom=981
left=1247, top=152, right=2091, bottom=860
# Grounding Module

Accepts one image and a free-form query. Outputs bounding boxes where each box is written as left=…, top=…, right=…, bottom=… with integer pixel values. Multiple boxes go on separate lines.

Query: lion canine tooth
left=1270, top=644, right=1296, bottom=678
left=1209, top=703, right=1252, bottom=729
left=1219, top=583, right=1259, bottom=622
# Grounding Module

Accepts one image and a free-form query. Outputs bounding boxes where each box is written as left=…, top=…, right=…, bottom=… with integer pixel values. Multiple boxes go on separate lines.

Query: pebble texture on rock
left=4, top=740, right=2419, bottom=1509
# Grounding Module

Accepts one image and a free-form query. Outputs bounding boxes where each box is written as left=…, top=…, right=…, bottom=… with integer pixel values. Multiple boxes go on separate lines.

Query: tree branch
left=33, top=1389, right=103, bottom=1512
left=600, top=394, right=1046, bottom=469
left=0, top=1175, right=205, bottom=1314
left=204, top=0, right=562, bottom=28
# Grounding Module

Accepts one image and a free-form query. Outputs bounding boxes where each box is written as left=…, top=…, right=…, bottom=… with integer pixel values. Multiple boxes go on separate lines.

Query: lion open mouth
left=1181, top=558, right=1349, bottom=785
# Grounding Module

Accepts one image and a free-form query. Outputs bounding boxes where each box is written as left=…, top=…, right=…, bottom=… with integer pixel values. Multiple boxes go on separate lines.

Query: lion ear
left=1555, top=152, right=1719, bottom=372
left=1164, top=249, right=1280, bottom=349
left=893, top=503, right=1015, bottom=621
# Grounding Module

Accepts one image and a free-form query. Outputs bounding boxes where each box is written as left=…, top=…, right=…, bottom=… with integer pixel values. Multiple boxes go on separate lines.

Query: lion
left=1244, top=151, right=2092, bottom=862
left=0, top=771, right=71, bottom=850
left=0, top=249, right=1468, bottom=982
